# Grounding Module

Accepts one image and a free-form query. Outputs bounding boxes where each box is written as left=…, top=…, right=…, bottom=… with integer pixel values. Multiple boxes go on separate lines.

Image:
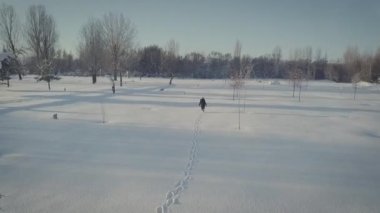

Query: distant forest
left=1, top=3, right=380, bottom=87
left=37, top=45, right=380, bottom=83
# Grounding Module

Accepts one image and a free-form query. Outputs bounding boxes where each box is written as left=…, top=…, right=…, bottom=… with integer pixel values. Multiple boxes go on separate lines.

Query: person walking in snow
left=199, top=97, right=207, bottom=112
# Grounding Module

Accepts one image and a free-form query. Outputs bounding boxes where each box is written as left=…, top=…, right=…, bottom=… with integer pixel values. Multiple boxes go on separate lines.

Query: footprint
left=166, top=191, right=174, bottom=200
left=166, top=197, right=173, bottom=206
left=156, top=204, right=167, bottom=213
left=172, top=196, right=180, bottom=204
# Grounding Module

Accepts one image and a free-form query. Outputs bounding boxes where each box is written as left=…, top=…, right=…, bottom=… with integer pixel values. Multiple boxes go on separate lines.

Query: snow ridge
left=156, top=114, right=203, bottom=213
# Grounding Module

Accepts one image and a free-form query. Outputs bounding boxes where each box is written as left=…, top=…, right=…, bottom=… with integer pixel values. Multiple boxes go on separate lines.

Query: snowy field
left=1, top=76, right=380, bottom=213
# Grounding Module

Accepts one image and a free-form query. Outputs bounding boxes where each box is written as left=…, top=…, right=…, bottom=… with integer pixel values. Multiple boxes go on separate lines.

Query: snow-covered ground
left=1, top=76, right=380, bottom=213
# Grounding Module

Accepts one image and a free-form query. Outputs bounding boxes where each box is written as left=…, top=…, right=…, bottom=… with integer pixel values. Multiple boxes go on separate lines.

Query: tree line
left=58, top=45, right=380, bottom=83
left=79, top=44, right=379, bottom=84
left=1, top=3, right=379, bottom=90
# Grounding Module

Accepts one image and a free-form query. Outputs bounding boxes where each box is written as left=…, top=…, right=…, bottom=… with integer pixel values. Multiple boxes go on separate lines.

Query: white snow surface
left=1, top=76, right=380, bottom=213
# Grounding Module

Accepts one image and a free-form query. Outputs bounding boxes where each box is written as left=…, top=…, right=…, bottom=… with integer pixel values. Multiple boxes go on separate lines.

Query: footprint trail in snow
left=156, top=114, right=203, bottom=213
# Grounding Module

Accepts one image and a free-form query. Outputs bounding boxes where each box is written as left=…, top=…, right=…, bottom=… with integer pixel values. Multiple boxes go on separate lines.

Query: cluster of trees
left=0, top=3, right=23, bottom=86
left=0, top=3, right=59, bottom=89
left=129, top=45, right=380, bottom=84
left=78, top=12, right=136, bottom=85
left=39, top=43, right=380, bottom=85
left=1, top=3, right=380, bottom=90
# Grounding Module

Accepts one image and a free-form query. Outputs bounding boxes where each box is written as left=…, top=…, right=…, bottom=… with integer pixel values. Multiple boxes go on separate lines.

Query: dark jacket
left=199, top=98, right=207, bottom=109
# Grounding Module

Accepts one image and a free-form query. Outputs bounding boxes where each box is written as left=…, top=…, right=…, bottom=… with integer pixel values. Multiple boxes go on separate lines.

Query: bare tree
left=163, top=39, right=179, bottom=85
left=314, top=48, right=322, bottom=79
left=240, top=55, right=252, bottom=112
left=0, top=3, right=23, bottom=80
left=36, top=59, right=60, bottom=91
left=25, top=5, right=57, bottom=61
left=360, top=54, right=373, bottom=82
left=372, top=48, right=380, bottom=82
left=350, top=54, right=373, bottom=100
left=272, top=46, right=282, bottom=78
left=79, top=17, right=105, bottom=84
left=343, top=46, right=361, bottom=82
left=304, top=46, right=312, bottom=89
left=167, top=39, right=179, bottom=56
left=289, top=49, right=304, bottom=101
left=344, top=46, right=365, bottom=99
left=230, top=40, right=243, bottom=100
left=313, top=48, right=328, bottom=80
left=352, top=72, right=360, bottom=100
left=293, top=68, right=303, bottom=101
left=103, top=12, right=136, bottom=86
left=230, top=40, right=245, bottom=130
left=305, top=47, right=312, bottom=78
left=25, top=4, right=58, bottom=90
left=120, top=49, right=139, bottom=79
left=25, top=5, right=43, bottom=61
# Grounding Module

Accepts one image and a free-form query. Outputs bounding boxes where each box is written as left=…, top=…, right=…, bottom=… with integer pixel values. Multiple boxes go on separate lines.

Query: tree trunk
left=113, top=70, right=117, bottom=81
left=232, top=87, right=235, bottom=100
left=119, top=70, right=123, bottom=87
left=243, top=87, right=246, bottom=112
left=354, top=85, right=357, bottom=100
left=92, top=73, right=97, bottom=84
left=18, top=73, right=22, bottom=80
left=48, top=80, right=51, bottom=91
left=169, top=76, right=174, bottom=85
left=238, top=89, right=241, bottom=130
left=6, top=70, right=9, bottom=87
left=292, top=81, right=296, bottom=97
left=298, top=82, right=302, bottom=102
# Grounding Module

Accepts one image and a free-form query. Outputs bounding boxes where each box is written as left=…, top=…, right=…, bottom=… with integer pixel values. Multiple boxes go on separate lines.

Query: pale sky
left=2, top=0, right=380, bottom=60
